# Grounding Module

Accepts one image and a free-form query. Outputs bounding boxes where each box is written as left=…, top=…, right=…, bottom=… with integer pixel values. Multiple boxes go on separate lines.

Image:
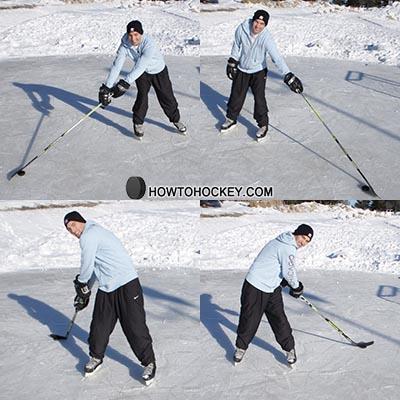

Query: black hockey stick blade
left=355, top=341, right=374, bottom=348
left=49, top=333, right=68, bottom=340
left=7, top=167, right=27, bottom=180
left=359, top=183, right=380, bottom=199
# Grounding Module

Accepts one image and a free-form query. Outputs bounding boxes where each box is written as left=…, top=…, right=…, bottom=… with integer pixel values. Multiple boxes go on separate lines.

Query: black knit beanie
left=64, top=211, right=86, bottom=227
left=252, top=10, right=270, bottom=25
left=126, top=20, right=143, bottom=35
left=293, top=224, right=314, bottom=240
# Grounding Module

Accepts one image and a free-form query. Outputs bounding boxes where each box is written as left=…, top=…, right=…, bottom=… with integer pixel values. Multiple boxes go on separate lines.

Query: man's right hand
left=74, top=294, right=89, bottom=311
left=226, top=58, right=239, bottom=80
left=98, top=84, right=113, bottom=107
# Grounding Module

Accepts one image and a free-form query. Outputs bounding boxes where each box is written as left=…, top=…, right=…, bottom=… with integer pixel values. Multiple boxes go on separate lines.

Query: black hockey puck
left=17, top=170, right=25, bottom=176
left=126, top=176, right=146, bottom=199
left=361, top=185, right=370, bottom=192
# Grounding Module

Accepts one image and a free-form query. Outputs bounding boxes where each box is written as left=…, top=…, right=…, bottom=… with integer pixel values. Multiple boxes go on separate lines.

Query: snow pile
left=201, top=1, right=400, bottom=66
left=0, top=0, right=199, bottom=58
left=200, top=202, right=400, bottom=274
left=372, top=1, right=400, bottom=21
left=0, top=200, right=198, bottom=273
left=1, top=200, right=399, bottom=275
left=1, top=1, right=399, bottom=64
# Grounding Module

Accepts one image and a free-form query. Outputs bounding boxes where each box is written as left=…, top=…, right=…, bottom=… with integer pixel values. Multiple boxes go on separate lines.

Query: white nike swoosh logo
left=134, top=295, right=139, bottom=300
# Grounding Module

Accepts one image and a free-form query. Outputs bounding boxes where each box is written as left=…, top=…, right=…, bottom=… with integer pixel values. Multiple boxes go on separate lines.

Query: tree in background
left=354, top=200, right=400, bottom=211
left=282, top=200, right=343, bottom=205
left=328, top=0, right=391, bottom=7
left=245, top=200, right=346, bottom=209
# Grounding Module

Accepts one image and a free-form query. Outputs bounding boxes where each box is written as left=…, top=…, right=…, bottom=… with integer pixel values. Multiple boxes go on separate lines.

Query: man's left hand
left=112, top=79, right=130, bottom=98
left=289, top=282, right=304, bottom=298
left=73, top=274, right=91, bottom=299
left=284, top=72, right=303, bottom=94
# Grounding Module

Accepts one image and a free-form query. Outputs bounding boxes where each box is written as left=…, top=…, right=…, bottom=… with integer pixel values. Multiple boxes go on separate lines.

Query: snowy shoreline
left=0, top=0, right=200, bottom=58
left=0, top=201, right=199, bottom=274
left=200, top=202, right=400, bottom=275
left=200, top=1, right=400, bottom=66
left=0, top=1, right=399, bottom=65
left=1, top=201, right=399, bottom=275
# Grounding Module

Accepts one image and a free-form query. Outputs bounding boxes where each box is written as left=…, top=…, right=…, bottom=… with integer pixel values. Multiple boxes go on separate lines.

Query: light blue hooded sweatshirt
left=77, top=221, right=138, bottom=293
left=105, top=33, right=165, bottom=88
left=231, top=19, right=290, bottom=77
left=246, top=232, right=300, bottom=293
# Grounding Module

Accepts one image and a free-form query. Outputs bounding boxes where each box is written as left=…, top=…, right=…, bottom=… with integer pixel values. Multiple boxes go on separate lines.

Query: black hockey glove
left=280, top=278, right=289, bottom=288
left=74, top=294, right=89, bottom=311
left=226, top=58, right=239, bottom=80
left=98, top=84, right=113, bottom=107
left=289, top=281, right=304, bottom=298
left=284, top=72, right=303, bottom=94
left=73, top=274, right=91, bottom=299
left=112, top=79, right=130, bottom=98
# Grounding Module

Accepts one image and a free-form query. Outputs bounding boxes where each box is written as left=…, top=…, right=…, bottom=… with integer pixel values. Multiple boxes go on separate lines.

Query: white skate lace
left=143, top=363, right=154, bottom=378
left=235, top=348, right=245, bottom=359
left=287, top=350, right=296, bottom=361
left=256, top=126, right=267, bottom=136
left=174, top=122, right=185, bottom=130
left=134, top=124, right=144, bottom=134
left=87, top=357, right=101, bottom=369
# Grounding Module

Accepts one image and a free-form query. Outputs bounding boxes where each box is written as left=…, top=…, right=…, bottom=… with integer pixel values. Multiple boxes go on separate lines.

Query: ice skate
left=233, top=348, right=246, bottom=365
left=220, top=118, right=237, bottom=133
left=142, top=362, right=156, bottom=386
left=173, top=121, right=187, bottom=135
left=84, top=357, right=102, bottom=376
left=286, top=349, right=297, bottom=367
left=133, top=123, right=144, bottom=140
left=256, top=125, right=268, bottom=142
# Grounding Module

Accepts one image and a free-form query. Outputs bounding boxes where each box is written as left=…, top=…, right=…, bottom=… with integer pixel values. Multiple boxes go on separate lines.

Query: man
left=98, top=20, right=186, bottom=139
left=222, top=10, right=303, bottom=140
left=234, top=224, right=313, bottom=366
left=64, top=211, right=156, bottom=385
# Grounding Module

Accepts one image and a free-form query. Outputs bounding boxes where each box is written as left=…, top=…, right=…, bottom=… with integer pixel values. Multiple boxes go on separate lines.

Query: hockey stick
left=300, top=295, right=374, bottom=348
left=9, top=103, right=102, bottom=179
left=299, top=93, right=379, bottom=198
left=49, top=309, right=78, bottom=341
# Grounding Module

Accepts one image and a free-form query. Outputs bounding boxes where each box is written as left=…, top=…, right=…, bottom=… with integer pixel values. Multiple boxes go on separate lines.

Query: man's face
left=66, top=221, right=85, bottom=239
left=128, top=31, right=142, bottom=46
left=295, top=235, right=311, bottom=249
left=252, top=19, right=266, bottom=35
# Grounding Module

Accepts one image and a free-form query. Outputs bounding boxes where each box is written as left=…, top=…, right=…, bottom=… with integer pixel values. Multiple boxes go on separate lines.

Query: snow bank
left=1, top=1, right=399, bottom=65
left=0, top=0, right=200, bottom=58
left=201, top=1, right=400, bottom=66
left=0, top=200, right=198, bottom=273
left=200, top=201, right=400, bottom=274
left=1, top=200, right=399, bottom=275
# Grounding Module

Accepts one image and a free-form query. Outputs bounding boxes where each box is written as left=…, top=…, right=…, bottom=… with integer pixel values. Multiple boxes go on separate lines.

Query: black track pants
left=132, top=66, right=180, bottom=125
left=236, top=280, right=294, bottom=352
left=88, top=278, right=155, bottom=366
left=226, top=69, right=269, bottom=127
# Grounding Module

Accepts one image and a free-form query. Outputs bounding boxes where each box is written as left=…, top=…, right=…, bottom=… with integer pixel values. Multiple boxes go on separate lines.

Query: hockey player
left=234, top=224, right=313, bottom=366
left=64, top=211, right=156, bottom=385
left=98, top=20, right=187, bottom=139
left=222, top=10, right=303, bottom=140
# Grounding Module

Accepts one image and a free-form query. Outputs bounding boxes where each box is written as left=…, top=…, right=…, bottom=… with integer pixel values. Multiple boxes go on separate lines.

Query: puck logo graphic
left=126, top=176, right=146, bottom=199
